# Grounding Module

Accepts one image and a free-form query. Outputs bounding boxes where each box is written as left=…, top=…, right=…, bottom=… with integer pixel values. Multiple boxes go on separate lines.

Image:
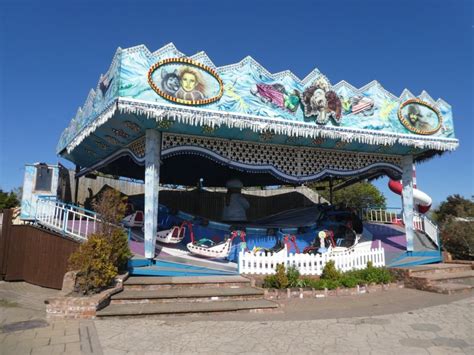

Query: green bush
left=109, top=228, right=132, bottom=272
left=69, top=234, right=118, bottom=295
left=286, top=266, right=300, bottom=288
left=263, top=263, right=290, bottom=289
left=275, top=264, right=289, bottom=289
left=263, top=274, right=278, bottom=288
left=321, top=260, right=341, bottom=280
left=307, top=279, right=326, bottom=290
left=340, top=274, right=362, bottom=288
left=261, top=261, right=393, bottom=289
left=68, top=189, right=132, bottom=294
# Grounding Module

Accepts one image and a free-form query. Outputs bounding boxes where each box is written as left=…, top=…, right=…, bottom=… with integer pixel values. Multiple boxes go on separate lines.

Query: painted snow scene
left=57, top=44, right=455, bottom=153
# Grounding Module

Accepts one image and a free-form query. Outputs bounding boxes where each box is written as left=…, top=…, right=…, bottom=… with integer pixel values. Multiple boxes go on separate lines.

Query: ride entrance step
left=110, top=286, right=264, bottom=304
left=393, top=263, right=474, bottom=294
left=98, top=275, right=276, bottom=317
left=97, top=299, right=278, bottom=317
left=123, top=275, right=251, bottom=290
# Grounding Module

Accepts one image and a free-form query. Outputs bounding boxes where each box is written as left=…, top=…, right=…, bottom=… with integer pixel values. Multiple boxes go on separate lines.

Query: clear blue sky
left=1, top=0, right=472, bottom=208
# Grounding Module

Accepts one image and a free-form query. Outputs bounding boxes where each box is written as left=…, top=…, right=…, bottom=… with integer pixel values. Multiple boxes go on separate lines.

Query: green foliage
left=92, top=189, right=128, bottom=235
left=321, top=260, right=341, bottom=281
left=68, top=190, right=132, bottom=294
left=0, top=189, right=19, bottom=210
left=440, top=219, right=473, bottom=260
left=275, top=264, right=289, bottom=289
left=311, top=182, right=386, bottom=210
left=68, top=234, right=118, bottom=295
left=286, top=266, right=300, bottom=288
left=109, top=228, right=133, bottom=272
left=263, top=264, right=292, bottom=289
left=431, top=195, right=474, bottom=260
left=340, top=274, right=362, bottom=288
left=432, top=194, right=474, bottom=224
left=262, top=261, right=394, bottom=289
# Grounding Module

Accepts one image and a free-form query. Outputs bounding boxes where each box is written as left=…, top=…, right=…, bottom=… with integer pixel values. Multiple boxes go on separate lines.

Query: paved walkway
left=95, top=294, right=473, bottom=354
left=0, top=281, right=102, bottom=355
left=0, top=281, right=472, bottom=354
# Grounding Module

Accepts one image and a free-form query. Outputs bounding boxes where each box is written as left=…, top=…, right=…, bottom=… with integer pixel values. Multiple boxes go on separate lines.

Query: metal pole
left=329, top=177, right=334, bottom=205
left=401, top=155, right=414, bottom=253
left=144, top=129, right=161, bottom=261
left=74, top=165, right=80, bottom=205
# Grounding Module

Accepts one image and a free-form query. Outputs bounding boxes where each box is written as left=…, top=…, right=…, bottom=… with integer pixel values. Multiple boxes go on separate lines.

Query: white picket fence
left=238, top=241, right=385, bottom=275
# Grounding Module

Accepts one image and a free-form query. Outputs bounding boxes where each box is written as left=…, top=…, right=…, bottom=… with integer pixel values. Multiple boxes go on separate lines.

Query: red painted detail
left=134, top=211, right=143, bottom=222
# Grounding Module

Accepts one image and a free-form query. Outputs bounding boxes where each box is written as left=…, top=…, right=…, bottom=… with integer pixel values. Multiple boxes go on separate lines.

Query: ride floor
left=129, top=222, right=439, bottom=274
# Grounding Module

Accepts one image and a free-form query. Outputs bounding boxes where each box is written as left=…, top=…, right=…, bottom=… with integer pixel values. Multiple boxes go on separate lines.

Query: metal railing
left=363, top=208, right=401, bottom=224
left=35, top=196, right=99, bottom=241
left=364, top=207, right=439, bottom=248
left=414, top=212, right=440, bottom=248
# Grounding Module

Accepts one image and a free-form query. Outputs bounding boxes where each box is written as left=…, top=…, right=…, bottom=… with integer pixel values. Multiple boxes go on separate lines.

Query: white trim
left=63, top=98, right=459, bottom=154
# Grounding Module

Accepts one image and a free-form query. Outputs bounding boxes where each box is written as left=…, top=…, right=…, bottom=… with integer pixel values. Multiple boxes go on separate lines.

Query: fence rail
left=364, top=208, right=439, bottom=247
left=238, top=241, right=385, bottom=275
left=35, top=197, right=99, bottom=241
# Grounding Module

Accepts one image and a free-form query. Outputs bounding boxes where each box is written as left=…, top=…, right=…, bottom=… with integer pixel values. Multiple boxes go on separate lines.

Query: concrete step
left=409, top=264, right=471, bottom=276
left=110, top=287, right=264, bottom=304
left=427, top=282, right=474, bottom=295
left=129, top=265, right=237, bottom=277
left=124, top=275, right=251, bottom=290
left=397, top=263, right=472, bottom=277
left=97, top=299, right=278, bottom=317
left=411, top=270, right=474, bottom=283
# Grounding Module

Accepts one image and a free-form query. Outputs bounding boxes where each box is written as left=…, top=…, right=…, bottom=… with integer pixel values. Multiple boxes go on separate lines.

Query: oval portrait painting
left=398, top=99, right=442, bottom=135
left=148, top=58, right=223, bottom=106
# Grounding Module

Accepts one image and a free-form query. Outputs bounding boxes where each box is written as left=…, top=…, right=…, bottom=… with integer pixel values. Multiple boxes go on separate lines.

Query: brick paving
left=0, top=280, right=472, bottom=354
left=95, top=294, right=473, bottom=354
left=0, top=281, right=102, bottom=355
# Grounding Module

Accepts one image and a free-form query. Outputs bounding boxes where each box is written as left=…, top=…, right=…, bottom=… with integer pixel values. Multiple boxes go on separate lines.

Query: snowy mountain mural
left=57, top=43, right=456, bottom=153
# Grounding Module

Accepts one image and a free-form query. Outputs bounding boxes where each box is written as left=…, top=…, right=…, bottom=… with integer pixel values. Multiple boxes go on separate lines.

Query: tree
left=432, top=195, right=474, bottom=260
left=315, top=182, right=386, bottom=210
left=0, top=189, right=20, bottom=210
left=432, top=194, right=474, bottom=224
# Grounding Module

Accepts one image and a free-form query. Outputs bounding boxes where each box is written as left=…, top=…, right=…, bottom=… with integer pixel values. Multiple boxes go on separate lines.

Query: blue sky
left=0, top=0, right=472, bottom=208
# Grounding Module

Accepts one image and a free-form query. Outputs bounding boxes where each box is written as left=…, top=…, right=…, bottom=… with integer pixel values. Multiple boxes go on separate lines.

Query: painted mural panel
left=148, top=58, right=223, bottom=105
left=398, top=99, right=442, bottom=135
left=57, top=44, right=456, bottom=153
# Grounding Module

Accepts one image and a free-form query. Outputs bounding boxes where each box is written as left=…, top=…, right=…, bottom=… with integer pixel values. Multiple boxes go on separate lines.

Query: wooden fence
left=160, top=190, right=315, bottom=221
left=0, top=209, right=79, bottom=289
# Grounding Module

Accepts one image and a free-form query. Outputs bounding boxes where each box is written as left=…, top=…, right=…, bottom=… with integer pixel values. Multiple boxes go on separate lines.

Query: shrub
left=440, top=219, right=473, bottom=260
left=286, top=266, right=300, bottom=288
left=263, top=264, right=289, bottom=289
left=321, top=260, right=341, bottom=280
left=109, top=228, right=132, bottom=272
left=308, top=279, right=327, bottom=290
left=340, top=274, right=362, bottom=288
left=263, top=274, right=278, bottom=289
left=275, top=264, right=289, bottom=289
left=68, top=189, right=132, bottom=294
left=69, top=234, right=118, bottom=295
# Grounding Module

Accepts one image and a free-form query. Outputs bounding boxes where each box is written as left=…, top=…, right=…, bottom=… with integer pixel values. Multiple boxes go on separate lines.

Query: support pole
left=329, top=177, right=334, bottom=205
left=144, top=129, right=161, bottom=260
left=74, top=165, right=80, bottom=204
left=401, top=155, right=414, bottom=253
